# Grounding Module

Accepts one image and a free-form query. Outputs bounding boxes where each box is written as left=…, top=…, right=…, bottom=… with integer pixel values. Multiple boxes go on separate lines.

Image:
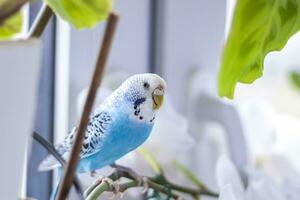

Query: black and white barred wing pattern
left=80, top=111, right=112, bottom=158
left=38, top=112, right=112, bottom=171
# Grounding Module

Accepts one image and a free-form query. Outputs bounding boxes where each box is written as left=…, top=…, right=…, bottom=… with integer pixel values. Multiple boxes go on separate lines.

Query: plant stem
left=147, top=179, right=180, bottom=199
left=28, top=4, right=53, bottom=38
left=85, top=181, right=110, bottom=200
left=86, top=181, right=139, bottom=200
left=85, top=179, right=180, bottom=200
left=0, top=0, right=28, bottom=25
left=167, top=181, right=218, bottom=198
left=84, top=168, right=219, bottom=200
left=56, top=12, right=119, bottom=200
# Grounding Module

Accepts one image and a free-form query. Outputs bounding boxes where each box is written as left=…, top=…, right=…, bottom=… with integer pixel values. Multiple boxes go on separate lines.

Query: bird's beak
left=152, top=86, right=164, bottom=110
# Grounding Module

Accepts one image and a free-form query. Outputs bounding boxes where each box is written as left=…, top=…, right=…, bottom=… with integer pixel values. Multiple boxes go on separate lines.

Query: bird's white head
left=119, top=73, right=166, bottom=111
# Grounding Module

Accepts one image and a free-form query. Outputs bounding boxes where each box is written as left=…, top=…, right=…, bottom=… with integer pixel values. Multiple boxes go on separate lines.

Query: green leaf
left=289, top=71, right=300, bottom=90
left=138, top=147, right=163, bottom=175
left=172, top=160, right=206, bottom=189
left=45, top=0, right=113, bottom=28
left=218, top=0, right=300, bottom=98
left=0, top=12, right=22, bottom=40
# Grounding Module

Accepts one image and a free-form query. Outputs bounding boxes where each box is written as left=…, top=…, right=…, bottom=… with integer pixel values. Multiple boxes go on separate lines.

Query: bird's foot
left=84, top=177, right=123, bottom=199
left=110, top=163, right=149, bottom=193
left=140, top=176, right=149, bottom=193
left=102, top=178, right=123, bottom=199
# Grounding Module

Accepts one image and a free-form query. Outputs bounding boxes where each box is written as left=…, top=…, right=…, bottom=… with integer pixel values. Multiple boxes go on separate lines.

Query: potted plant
left=0, top=0, right=112, bottom=199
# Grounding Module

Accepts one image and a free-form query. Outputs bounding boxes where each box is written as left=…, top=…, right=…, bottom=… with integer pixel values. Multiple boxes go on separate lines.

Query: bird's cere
left=153, top=86, right=164, bottom=96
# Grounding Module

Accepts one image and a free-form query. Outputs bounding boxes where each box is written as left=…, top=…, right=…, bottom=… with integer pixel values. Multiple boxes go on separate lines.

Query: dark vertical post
left=148, top=0, right=165, bottom=75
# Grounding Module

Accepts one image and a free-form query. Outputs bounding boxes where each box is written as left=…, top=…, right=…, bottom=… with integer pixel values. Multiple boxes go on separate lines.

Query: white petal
left=245, top=178, right=285, bottom=200
left=216, top=156, right=245, bottom=200
left=282, top=176, right=300, bottom=200
left=219, top=185, right=238, bottom=200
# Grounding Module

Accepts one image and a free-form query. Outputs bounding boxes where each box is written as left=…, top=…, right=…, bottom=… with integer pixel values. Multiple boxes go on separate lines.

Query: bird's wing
left=79, top=111, right=112, bottom=158
left=38, top=111, right=112, bottom=171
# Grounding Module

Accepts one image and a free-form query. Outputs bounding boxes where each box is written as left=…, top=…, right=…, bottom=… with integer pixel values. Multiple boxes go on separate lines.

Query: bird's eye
left=143, top=82, right=150, bottom=89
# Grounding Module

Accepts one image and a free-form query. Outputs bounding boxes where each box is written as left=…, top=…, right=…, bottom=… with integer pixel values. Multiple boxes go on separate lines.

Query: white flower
left=219, top=185, right=238, bottom=200
left=235, top=98, right=300, bottom=172
left=217, top=156, right=300, bottom=200
left=216, top=156, right=245, bottom=200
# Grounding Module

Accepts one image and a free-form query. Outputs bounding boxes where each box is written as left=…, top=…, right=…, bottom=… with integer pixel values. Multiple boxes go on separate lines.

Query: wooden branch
left=84, top=168, right=219, bottom=200
left=28, top=4, right=53, bottom=38
left=56, top=12, right=119, bottom=200
left=85, top=180, right=180, bottom=200
left=0, top=0, right=28, bottom=25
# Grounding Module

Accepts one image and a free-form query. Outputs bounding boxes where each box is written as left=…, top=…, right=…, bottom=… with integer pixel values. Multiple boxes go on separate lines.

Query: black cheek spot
left=134, top=98, right=146, bottom=107
left=139, top=116, right=143, bottom=120
left=134, top=111, right=139, bottom=116
left=150, top=116, right=155, bottom=122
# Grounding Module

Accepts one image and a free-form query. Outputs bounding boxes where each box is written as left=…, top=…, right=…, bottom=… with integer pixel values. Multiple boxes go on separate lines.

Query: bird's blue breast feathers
left=76, top=106, right=153, bottom=173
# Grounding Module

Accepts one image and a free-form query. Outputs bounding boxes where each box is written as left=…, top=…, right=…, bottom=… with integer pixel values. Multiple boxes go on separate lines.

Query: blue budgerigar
left=39, top=73, right=166, bottom=179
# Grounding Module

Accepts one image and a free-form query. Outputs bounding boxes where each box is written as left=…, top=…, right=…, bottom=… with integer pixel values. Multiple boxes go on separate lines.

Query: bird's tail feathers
left=38, top=155, right=61, bottom=171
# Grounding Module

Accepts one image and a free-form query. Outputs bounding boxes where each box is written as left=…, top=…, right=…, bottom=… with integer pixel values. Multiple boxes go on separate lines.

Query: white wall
left=160, top=0, right=226, bottom=112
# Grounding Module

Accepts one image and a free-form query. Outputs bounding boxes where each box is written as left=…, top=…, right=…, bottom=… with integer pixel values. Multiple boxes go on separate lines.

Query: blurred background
left=20, top=0, right=300, bottom=199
